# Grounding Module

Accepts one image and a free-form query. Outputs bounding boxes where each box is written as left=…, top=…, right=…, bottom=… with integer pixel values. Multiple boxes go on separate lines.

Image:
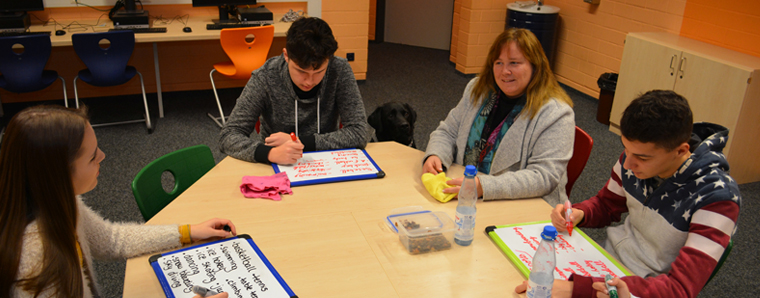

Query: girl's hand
left=190, top=218, right=237, bottom=242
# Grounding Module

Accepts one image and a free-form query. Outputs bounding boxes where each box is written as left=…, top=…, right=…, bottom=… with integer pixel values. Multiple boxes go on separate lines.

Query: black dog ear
left=367, top=107, right=383, bottom=134
left=403, top=103, right=417, bottom=126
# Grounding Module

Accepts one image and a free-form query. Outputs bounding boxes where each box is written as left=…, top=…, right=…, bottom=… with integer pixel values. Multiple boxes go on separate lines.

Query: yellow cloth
left=179, top=224, right=192, bottom=244
left=421, top=172, right=458, bottom=203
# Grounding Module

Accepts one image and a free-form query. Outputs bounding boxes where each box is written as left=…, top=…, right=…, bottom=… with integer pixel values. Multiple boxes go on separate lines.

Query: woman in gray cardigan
left=423, top=28, right=575, bottom=207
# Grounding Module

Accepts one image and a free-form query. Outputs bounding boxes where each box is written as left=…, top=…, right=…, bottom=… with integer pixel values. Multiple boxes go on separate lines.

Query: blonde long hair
left=471, top=28, right=572, bottom=119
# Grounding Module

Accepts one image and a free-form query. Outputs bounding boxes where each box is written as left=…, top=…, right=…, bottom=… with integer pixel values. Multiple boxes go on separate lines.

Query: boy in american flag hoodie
left=545, top=90, right=741, bottom=298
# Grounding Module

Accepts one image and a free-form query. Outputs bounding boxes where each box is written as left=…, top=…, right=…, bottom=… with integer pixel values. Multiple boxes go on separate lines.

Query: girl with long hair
left=0, top=105, right=235, bottom=297
left=423, top=28, right=575, bottom=206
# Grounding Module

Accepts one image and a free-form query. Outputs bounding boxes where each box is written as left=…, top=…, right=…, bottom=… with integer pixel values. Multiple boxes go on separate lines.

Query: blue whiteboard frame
left=148, top=234, right=297, bottom=298
left=272, top=148, right=385, bottom=187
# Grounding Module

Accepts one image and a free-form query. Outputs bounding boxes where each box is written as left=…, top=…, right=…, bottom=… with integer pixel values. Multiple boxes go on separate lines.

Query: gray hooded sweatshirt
left=219, top=54, right=369, bottom=163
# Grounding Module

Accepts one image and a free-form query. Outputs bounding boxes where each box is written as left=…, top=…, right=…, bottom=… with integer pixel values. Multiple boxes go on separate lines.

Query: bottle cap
left=541, top=225, right=558, bottom=241
left=464, top=165, right=477, bottom=177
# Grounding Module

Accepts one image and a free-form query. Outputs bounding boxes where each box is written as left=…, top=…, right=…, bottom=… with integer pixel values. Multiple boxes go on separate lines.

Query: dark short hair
left=285, top=17, right=338, bottom=70
left=620, top=90, right=693, bottom=151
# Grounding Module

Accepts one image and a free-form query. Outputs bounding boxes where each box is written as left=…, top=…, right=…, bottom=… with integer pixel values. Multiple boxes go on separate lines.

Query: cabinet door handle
left=678, top=57, right=687, bottom=78
left=670, top=55, right=678, bottom=75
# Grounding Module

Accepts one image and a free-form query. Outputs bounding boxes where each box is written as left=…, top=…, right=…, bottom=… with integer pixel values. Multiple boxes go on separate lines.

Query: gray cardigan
left=219, top=54, right=370, bottom=163
left=15, top=196, right=181, bottom=297
left=425, top=78, right=575, bottom=206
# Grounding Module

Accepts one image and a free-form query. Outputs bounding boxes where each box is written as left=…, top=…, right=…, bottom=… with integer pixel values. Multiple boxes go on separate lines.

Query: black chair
left=71, top=31, right=152, bottom=133
left=0, top=34, right=68, bottom=116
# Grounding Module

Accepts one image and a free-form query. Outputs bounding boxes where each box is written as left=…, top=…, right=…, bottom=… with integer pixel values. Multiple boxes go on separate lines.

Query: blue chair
left=71, top=31, right=152, bottom=133
left=0, top=34, right=68, bottom=115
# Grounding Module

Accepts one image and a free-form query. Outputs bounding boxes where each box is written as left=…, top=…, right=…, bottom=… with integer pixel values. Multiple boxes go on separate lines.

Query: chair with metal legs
left=209, top=25, right=274, bottom=127
left=71, top=31, right=153, bottom=133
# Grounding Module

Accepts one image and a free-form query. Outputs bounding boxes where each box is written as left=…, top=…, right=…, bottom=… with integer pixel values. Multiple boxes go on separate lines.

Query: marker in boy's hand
left=592, top=275, right=630, bottom=298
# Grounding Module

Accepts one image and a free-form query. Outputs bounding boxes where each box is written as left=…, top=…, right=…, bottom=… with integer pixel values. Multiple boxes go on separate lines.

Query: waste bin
left=506, top=2, right=560, bottom=65
left=596, top=73, right=618, bottom=125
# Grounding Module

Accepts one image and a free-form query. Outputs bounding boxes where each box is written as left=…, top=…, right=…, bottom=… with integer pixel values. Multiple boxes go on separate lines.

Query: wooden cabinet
left=610, top=32, right=760, bottom=184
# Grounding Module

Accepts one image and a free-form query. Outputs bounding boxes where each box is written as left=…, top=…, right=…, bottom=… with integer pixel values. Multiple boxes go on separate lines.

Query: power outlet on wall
left=347, top=53, right=354, bottom=61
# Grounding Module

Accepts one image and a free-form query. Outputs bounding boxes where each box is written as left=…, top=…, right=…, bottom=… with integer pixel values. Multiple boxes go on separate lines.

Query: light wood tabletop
left=122, top=142, right=553, bottom=297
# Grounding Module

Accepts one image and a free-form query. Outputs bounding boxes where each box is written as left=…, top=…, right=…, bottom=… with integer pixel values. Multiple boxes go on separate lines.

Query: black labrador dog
left=367, top=102, right=417, bottom=148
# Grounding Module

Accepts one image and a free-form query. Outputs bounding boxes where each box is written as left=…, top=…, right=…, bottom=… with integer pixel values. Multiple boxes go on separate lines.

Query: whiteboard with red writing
left=272, top=148, right=385, bottom=187
left=486, top=221, right=632, bottom=280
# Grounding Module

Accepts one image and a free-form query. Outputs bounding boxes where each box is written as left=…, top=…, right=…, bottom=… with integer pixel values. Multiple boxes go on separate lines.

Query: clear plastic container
left=386, top=210, right=455, bottom=254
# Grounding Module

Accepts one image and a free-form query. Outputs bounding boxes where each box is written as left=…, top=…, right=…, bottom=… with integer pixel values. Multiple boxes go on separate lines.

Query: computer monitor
left=0, top=0, right=43, bottom=30
left=0, top=0, right=44, bottom=14
left=192, top=0, right=257, bottom=24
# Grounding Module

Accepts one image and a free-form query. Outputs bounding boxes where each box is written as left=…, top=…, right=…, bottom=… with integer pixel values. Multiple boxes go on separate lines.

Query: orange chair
left=208, top=25, right=274, bottom=127
left=566, top=126, right=594, bottom=197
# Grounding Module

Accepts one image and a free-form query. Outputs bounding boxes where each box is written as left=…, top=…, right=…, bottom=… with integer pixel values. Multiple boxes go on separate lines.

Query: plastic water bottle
left=454, top=165, right=478, bottom=246
left=527, top=225, right=558, bottom=298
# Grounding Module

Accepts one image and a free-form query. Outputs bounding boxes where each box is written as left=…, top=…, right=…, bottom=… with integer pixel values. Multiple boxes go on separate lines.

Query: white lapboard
left=272, top=148, right=385, bottom=186
left=486, top=221, right=633, bottom=280
left=149, top=235, right=296, bottom=298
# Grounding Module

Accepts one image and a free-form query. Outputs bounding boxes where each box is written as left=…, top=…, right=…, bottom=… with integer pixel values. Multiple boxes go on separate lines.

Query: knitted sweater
left=14, top=196, right=182, bottom=297
left=570, top=123, right=741, bottom=298
left=424, top=77, right=575, bottom=206
left=219, top=54, right=370, bottom=163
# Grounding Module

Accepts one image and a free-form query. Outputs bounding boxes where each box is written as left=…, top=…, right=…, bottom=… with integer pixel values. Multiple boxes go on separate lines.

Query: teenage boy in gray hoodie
left=219, top=17, right=369, bottom=165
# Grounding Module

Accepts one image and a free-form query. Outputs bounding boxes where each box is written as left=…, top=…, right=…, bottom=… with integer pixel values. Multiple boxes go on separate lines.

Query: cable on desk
left=152, top=14, right=190, bottom=27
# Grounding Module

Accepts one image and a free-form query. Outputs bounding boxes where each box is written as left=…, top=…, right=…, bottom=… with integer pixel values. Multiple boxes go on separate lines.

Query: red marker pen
left=564, top=200, right=574, bottom=236
left=290, top=132, right=297, bottom=142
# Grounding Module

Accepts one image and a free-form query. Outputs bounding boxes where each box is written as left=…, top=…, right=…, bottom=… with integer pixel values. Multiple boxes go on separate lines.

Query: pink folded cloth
left=240, top=172, right=293, bottom=201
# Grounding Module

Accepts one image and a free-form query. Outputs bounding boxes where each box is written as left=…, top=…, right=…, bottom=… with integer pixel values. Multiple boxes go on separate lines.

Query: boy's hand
left=265, top=132, right=295, bottom=147
left=190, top=218, right=236, bottom=242
left=593, top=277, right=631, bottom=298
left=551, top=204, right=584, bottom=233
left=268, top=140, right=304, bottom=165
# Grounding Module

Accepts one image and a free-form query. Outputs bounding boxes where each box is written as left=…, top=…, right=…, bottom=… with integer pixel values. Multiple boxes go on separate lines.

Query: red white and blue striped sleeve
left=621, top=200, right=738, bottom=298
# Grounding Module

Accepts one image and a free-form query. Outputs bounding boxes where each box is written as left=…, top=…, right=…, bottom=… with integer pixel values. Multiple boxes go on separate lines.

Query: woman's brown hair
left=0, top=105, right=89, bottom=297
left=471, top=28, right=572, bottom=119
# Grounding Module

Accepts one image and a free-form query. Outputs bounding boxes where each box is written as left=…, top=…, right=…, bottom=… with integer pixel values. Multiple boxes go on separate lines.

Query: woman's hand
left=592, top=277, right=631, bottom=298
left=444, top=176, right=484, bottom=198
left=190, top=218, right=237, bottom=242
left=550, top=204, right=584, bottom=233
left=423, top=155, right=443, bottom=174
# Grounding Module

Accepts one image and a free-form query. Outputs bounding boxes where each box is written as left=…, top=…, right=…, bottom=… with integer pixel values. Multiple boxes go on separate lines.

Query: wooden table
left=123, top=142, right=553, bottom=297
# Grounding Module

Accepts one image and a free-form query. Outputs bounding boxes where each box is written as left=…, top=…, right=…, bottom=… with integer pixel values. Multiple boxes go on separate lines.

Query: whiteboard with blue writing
left=149, top=235, right=297, bottom=298
left=272, top=148, right=385, bottom=187
left=486, top=221, right=633, bottom=280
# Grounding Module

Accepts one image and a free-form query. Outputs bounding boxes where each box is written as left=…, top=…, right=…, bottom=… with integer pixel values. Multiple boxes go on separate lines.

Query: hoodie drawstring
left=294, top=96, right=320, bottom=138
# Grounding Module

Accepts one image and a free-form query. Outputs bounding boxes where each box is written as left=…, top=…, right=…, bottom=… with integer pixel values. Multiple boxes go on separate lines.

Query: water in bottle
left=526, top=225, right=558, bottom=298
left=454, top=165, right=478, bottom=246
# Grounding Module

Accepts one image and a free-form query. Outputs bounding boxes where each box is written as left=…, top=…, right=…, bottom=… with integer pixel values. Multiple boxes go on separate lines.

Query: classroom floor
left=1, top=42, right=756, bottom=297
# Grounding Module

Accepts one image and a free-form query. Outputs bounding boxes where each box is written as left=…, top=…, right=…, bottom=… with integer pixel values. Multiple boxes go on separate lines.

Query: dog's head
left=368, top=102, right=417, bottom=146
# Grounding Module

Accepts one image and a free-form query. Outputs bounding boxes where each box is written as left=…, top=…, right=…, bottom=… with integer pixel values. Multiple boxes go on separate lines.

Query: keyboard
left=0, top=31, right=51, bottom=37
left=206, top=23, right=261, bottom=30
left=109, top=27, right=167, bottom=33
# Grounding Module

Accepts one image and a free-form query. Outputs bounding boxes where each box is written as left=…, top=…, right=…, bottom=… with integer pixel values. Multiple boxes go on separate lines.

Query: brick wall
left=680, top=0, right=760, bottom=58
left=322, top=0, right=370, bottom=80
left=450, top=0, right=687, bottom=98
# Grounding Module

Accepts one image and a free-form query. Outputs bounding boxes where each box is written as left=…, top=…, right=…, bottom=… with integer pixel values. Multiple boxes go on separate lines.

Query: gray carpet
left=2, top=42, right=756, bottom=297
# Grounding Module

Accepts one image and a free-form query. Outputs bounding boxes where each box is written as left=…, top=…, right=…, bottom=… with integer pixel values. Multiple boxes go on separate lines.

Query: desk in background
left=122, top=142, right=554, bottom=297
left=1, top=5, right=293, bottom=118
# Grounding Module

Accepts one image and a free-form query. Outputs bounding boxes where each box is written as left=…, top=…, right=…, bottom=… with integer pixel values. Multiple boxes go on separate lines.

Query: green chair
left=706, top=239, right=733, bottom=285
left=132, top=145, right=216, bottom=221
